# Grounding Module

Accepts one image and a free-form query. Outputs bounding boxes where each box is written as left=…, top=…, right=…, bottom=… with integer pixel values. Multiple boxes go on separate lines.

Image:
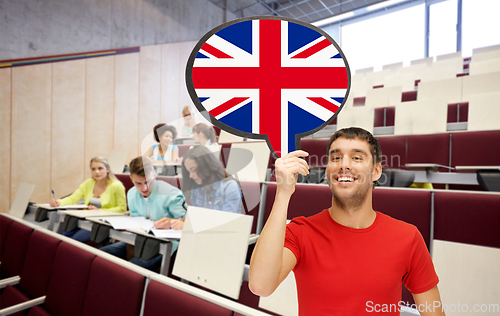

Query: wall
left=0, top=41, right=199, bottom=210
left=0, top=0, right=238, bottom=60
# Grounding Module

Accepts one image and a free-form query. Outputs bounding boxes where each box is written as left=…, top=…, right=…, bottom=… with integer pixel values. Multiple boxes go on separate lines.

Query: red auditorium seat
left=143, top=280, right=233, bottom=316
left=0, top=231, right=61, bottom=314
left=377, top=136, right=407, bottom=169
left=157, top=176, right=180, bottom=189
left=81, top=257, right=145, bottom=316
left=373, top=188, right=432, bottom=248
left=434, top=191, right=500, bottom=248
left=401, top=90, right=417, bottom=102
left=0, top=221, right=33, bottom=279
left=451, top=130, right=500, bottom=167
left=115, top=174, right=133, bottom=193
left=28, top=242, right=96, bottom=316
left=263, top=183, right=331, bottom=223
left=240, top=181, right=262, bottom=234
left=237, top=281, right=279, bottom=316
left=177, top=144, right=191, bottom=158
left=0, top=215, right=14, bottom=258
left=406, top=133, right=450, bottom=171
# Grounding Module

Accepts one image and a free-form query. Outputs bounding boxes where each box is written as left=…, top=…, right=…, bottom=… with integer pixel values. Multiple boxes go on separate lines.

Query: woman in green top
left=50, top=156, right=127, bottom=242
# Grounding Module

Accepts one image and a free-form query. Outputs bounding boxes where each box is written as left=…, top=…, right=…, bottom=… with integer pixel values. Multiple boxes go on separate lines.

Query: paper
left=35, top=203, right=88, bottom=210
left=151, top=228, right=182, bottom=239
left=94, top=216, right=154, bottom=231
left=187, top=206, right=245, bottom=233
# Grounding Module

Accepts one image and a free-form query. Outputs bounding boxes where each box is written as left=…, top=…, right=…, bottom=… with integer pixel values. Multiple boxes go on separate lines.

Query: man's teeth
left=338, top=176, right=354, bottom=182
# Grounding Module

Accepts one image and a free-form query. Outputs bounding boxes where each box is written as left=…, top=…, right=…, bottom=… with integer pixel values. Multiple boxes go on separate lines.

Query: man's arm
left=413, top=286, right=446, bottom=316
left=249, top=151, right=309, bottom=297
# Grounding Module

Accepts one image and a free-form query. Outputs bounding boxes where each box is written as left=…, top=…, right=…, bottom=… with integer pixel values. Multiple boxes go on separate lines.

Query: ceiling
left=208, top=0, right=388, bottom=24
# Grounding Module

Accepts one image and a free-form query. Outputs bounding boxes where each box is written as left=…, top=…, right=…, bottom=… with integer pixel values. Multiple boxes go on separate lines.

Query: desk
left=48, top=210, right=127, bottom=234
left=405, top=163, right=454, bottom=171
left=152, top=161, right=182, bottom=176
left=455, top=166, right=500, bottom=173
left=86, top=218, right=175, bottom=276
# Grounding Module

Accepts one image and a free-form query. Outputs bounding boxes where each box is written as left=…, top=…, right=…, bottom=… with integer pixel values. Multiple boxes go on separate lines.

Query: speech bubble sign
left=186, top=16, right=351, bottom=158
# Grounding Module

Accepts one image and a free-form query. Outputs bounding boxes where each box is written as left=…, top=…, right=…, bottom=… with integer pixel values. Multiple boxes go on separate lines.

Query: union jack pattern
left=189, top=18, right=349, bottom=157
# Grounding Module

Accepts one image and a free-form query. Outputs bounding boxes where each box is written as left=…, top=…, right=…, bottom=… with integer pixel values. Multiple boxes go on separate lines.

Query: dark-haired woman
left=155, top=145, right=242, bottom=230
left=144, top=123, right=180, bottom=162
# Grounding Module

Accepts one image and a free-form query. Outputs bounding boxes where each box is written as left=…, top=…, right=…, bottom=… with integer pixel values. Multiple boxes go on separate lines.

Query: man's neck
left=329, top=196, right=376, bottom=229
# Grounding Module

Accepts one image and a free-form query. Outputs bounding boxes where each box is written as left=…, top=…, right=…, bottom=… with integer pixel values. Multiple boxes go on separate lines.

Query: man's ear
left=371, top=162, right=382, bottom=182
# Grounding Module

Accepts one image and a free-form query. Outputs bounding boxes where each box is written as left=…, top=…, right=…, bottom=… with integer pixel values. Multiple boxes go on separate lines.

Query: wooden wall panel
left=0, top=68, right=11, bottom=212
left=179, top=41, right=197, bottom=113
left=114, top=53, right=139, bottom=165
left=161, top=43, right=181, bottom=124
left=85, top=56, right=115, bottom=179
left=11, top=64, right=52, bottom=202
left=139, top=45, right=161, bottom=156
left=51, top=60, right=86, bottom=198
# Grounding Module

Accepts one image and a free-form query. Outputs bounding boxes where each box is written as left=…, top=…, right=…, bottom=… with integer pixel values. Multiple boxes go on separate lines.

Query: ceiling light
left=312, top=11, right=355, bottom=27
left=366, top=0, right=407, bottom=11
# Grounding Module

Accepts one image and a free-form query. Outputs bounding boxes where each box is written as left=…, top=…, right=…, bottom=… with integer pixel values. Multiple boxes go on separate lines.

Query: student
left=144, top=123, right=180, bottom=163
left=50, top=156, right=126, bottom=242
left=180, top=106, right=196, bottom=138
left=249, top=127, right=445, bottom=315
left=100, top=156, right=186, bottom=271
left=192, top=123, right=217, bottom=147
left=156, top=145, right=242, bottom=230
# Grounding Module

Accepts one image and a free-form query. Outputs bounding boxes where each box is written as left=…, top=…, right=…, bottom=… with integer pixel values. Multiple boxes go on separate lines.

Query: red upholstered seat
left=374, top=108, right=385, bottom=127
left=19, top=231, right=61, bottom=299
left=240, top=181, right=262, bottom=234
left=157, top=176, right=179, bottom=189
left=0, top=221, right=33, bottom=279
left=81, top=257, right=145, bottom=316
left=0, top=230, right=60, bottom=314
left=41, top=242, right=96, bottom=316
left=0, top=285, right=29, bottom=316
left=434, top=191, right=500, bottom=248
left=237, top=281, right=279, bottom=316
left=300, top=138, right=329, bottom=168
left=177, top=144, right=192, bottom=158
left=263, top=183, right=331, bottom=223
left=143, top=280, right=233, bottom=316
left=401, top=90, right=417, bottom=102
left=406, top=133, right=450, bottom=171
left=451, top=130, right=500, bottom=167
left=377, top=136, right=407, bottom=169
left=116, top=174, right=134, bottom=194
left=373, top=188, right=432, bottom=249
left=0, top=215, right=14, bottom=259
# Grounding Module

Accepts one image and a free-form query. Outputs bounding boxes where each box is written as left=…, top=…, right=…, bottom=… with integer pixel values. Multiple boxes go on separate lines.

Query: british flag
left=188, top=17, right=350, bottom=157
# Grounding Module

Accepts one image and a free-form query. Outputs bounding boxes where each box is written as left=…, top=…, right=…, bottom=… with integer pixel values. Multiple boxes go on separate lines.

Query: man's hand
left=154, top=217, right=185, bottom=230
left=275, top=150, right=309, bottom=196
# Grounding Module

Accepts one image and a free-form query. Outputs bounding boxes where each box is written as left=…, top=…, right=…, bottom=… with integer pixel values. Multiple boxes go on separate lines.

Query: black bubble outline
left=185, top=15, right=351, bottom=159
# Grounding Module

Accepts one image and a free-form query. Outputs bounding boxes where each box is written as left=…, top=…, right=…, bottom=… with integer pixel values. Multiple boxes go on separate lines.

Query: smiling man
left=249, top=127, right=445, bottom=315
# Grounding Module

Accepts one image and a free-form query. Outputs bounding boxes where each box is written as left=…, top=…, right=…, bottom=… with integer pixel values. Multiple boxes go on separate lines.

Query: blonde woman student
left=50, top=156, right=127, bottom=242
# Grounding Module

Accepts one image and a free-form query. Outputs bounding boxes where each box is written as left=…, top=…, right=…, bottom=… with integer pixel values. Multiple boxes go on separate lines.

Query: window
left=429, top=0, right=457, bottom=58
left=340, top=4, right=425, bottom=72
left=462, top=0, right=500, bottom=57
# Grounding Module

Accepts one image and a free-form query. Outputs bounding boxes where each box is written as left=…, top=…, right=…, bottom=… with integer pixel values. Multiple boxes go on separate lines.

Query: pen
left=51, top=190, right=56, bottom=200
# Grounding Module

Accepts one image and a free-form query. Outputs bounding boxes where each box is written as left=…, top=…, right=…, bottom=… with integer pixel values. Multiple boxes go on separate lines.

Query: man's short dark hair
left=326, top=127, right=382, bottom=165
left=129, top=156, right=154, bottom=177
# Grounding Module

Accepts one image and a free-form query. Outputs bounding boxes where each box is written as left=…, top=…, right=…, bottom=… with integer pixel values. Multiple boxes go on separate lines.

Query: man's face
left=326, top=137, right=381, bottom=207
left=130, top=172, right=156, bottom=197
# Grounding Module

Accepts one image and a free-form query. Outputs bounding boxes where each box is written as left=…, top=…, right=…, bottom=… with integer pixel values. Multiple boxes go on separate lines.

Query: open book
left=95, top=216, right=154, bottom=231
left=34, top=203, right=88, bottom=210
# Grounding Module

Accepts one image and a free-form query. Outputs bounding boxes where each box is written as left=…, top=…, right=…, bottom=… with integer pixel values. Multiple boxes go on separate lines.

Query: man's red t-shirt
left=284, top=210, right=439, bottom=315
